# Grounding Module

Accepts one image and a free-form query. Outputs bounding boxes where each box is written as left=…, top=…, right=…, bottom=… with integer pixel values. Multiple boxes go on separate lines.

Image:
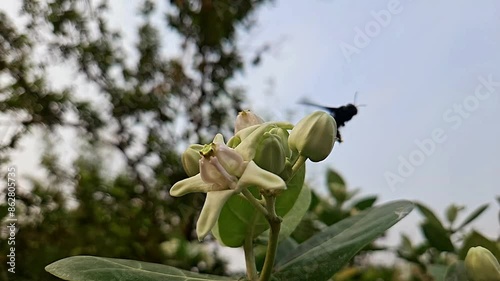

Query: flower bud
left=235, top=110, right=264, bottom=133
left=465, top=246, right=500, bottom=281
left=288, top=111, right=337, bottom=162
left=269, top=127, right=291, bottom=157
left=253, top=132, right=286, bottom=174
left=182, top=144, right=204, bottom=176
left=235, top=123, right=276, bottom=161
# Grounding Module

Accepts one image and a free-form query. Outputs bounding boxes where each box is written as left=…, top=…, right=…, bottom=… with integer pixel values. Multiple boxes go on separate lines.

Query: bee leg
left=336, top=130, right=343, bottom=143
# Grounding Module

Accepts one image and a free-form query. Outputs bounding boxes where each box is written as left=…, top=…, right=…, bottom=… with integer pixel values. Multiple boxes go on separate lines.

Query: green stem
left=289, top=155, right=307, bottom=180
left=259, top=196, right=281, bottom=281
left=244, top=235, right=258, bottom=281
left=242, top=189, right=269, bottom=217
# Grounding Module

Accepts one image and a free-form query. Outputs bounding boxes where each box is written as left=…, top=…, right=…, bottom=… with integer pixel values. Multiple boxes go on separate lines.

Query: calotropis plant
left=45, top=110, right=415, bottom=281
left=170, top=110, right=337, bottom=280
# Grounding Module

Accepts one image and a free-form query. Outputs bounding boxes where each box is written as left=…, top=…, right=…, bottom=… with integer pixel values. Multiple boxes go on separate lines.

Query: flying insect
left=299, top=92, right=363, bottom=143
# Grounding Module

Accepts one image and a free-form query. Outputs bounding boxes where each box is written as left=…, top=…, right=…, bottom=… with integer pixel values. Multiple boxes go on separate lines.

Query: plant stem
left=244, top=235, right=258, bottom=281
left=290, top=155, right=307, bottom=180
left=259, top=196, right=281, bottom=281
left=242, top=189, right=269, bottom=217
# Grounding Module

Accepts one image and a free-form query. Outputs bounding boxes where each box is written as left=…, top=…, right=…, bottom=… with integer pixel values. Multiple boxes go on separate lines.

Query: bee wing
left=298, top=98, right=337, bottom=117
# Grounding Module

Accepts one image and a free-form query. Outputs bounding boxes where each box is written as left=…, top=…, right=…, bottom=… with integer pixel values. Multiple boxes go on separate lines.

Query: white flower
left=170, top=134, right=286, bottom=240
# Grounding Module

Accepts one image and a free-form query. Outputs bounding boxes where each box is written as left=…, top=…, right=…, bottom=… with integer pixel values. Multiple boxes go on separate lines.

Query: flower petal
left=236, top=161, right=286, bottom=192
left=215, top=142, right=246, bottom=177
left=181, top=144, right=203, bottom=176
left=213, top=133, right=225, bottom=144
left=235, top=110, right=264, bottom=133
left=200, top=157, right=230, bottom=186
left=196, top=189, right=237, bottom=240
left=169, top=174, right=213, bottom=197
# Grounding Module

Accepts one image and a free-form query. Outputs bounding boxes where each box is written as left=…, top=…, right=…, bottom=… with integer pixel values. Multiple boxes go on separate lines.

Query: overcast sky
left=241, top=0, right=500, bottom=266
left=2, top=0, right=499, bottom=272
left=241, top=0, right=500, bottom=264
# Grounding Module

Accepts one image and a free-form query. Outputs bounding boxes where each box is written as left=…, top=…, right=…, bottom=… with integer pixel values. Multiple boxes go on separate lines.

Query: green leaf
left=275, top=238, right=299, bottom=267
left=445, top=261, right=470, bottom=281
left=309, top=190, right=320, bottom=211
left=456, top=204, right=489, bottom=230
left=273, top=200, right=414, bottom=281
left=398, top=234, right=414, bottom=257
left=326, top=169, right=345, bottom=187
left=458, top=231, right=500, bottom=260
left=316, top=200, right=344, bottom=225
left=415, top=202, right=445, bottom=229
left=213, top=165, right=305, bottom=247
left=45, top=256, right=234, bottom=281
left=290, top=215, right=325, bottom=243
left=351, top=196, right=377, bottom=211
left=421, top=221, right=455, bottom=252
left=326, top=169, right=347, bottom=202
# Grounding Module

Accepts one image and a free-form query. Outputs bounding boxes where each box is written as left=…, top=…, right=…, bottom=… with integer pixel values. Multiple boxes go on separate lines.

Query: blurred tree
left=0, top=0, right=272, bottom=280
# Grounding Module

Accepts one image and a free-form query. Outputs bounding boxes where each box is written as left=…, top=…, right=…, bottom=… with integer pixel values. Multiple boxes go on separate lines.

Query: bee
left=299, top=92, right=364, bottom=143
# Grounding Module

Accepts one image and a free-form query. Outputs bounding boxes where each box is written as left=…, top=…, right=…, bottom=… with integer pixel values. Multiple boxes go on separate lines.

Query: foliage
left=291, top=169, right=379, bottom=244
left=396, top=200, right=499, bottom=279
left=44, top=124, right=414, bottom=281
left=44, top=200, right=414, bottom=281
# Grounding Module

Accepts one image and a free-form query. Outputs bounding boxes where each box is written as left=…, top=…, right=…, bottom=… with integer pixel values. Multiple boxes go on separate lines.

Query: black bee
left=299, top=92, right=363, bottom=143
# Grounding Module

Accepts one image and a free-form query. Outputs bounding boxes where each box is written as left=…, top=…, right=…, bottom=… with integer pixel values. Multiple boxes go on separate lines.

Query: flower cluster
left=170, top=110, right=337, bottom=240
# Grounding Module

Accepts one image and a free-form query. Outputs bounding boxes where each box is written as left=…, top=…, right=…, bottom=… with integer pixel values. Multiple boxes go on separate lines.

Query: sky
left=2, top=0, right=500, bottom=272
left=222, top=0, right=500, bottom=270
left=239, top=0, right=500, bottom=268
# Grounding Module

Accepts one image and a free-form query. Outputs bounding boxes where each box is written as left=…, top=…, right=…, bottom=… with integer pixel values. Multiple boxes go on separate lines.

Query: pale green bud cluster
left=253, top=129, right=289, bottom=175
left=465, top=246, right=500, bottom=281
left=170, top=110, right=337, bottom=241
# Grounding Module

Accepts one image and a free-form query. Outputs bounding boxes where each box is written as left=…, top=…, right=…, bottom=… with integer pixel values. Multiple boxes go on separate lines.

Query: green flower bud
left=289, top=111, right=337, bottom=162
left=269, top=127, right=291, bottom=157
left=465, top=246, right=500, bottom=281
left=235, top=122, right=293, bottom=161
left=182, top=144, right=204, bottom=176
left=253, top=132, right=286, bottom=174
left=235, top=110, right=264, bottom=133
